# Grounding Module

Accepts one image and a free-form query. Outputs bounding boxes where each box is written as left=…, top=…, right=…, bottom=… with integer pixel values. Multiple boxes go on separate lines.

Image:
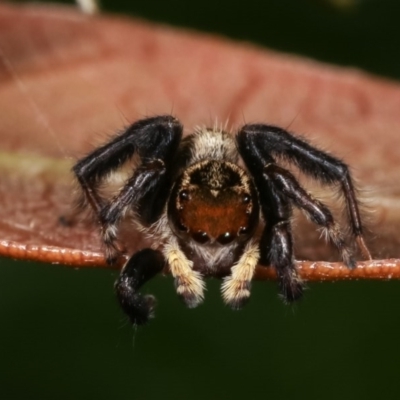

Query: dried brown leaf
left=0, top=3, right=399, bottom=280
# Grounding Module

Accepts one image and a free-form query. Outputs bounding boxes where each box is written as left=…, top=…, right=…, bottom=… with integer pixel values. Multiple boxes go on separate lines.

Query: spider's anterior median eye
left=192, top=231, right=210, bottom=244
left=217, top=232, right=235, bottom=244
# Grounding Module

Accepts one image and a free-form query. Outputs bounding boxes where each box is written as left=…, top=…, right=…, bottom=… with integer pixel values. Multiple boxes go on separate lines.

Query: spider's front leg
left=259, top=180, right=304, bottom=302
left=237, top=124, right=371, bottom=260
left=73, top=115, right=182, bottom=263
left=115, top=249, right=165, bottom=325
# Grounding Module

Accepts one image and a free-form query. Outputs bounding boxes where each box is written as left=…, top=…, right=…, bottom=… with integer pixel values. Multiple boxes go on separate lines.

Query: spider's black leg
left=115, top=248, right=165, bottom=325
left=234, top=143, right=302, bottom=300
left=100, top=160, right=166, bottom=263
left=260, top=180, right=303, bottom=302
left=264, top=164, right=355, bottom=268
left=73, top=115, right=181, bottom=216
left=237, top=124, right=371, bottom=260
left=73, top=115, right=182, bottom=263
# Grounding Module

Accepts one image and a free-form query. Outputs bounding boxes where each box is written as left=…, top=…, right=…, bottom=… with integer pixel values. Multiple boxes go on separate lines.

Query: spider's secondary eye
left=179, top=190, right=189, bottom=201
left=243, top=194, right=251, bottom=204
left=192, top=231, right=209, bottom=244
left=238, top=226, right=249, bottom=235
left=217, top=232, right=235, bottom=244
left=176, top=220, right=188, bottom=232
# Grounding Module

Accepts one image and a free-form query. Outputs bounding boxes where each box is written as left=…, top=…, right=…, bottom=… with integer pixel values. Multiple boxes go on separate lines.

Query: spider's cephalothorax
left=73, top=115, right=371, bottom=325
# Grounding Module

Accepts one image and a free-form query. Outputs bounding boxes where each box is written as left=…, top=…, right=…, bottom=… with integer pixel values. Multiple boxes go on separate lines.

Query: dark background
left=1, top=1, right=400, bottom=399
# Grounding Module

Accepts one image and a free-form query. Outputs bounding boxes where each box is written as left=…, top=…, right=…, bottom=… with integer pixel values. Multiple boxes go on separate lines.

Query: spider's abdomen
left=168, top=160, right=259, bottom=246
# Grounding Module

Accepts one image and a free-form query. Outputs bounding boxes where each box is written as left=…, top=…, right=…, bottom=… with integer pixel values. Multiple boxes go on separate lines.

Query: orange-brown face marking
left=179, top=188, right=252, bottom=244
left=169, top=160, right=258, bottom=245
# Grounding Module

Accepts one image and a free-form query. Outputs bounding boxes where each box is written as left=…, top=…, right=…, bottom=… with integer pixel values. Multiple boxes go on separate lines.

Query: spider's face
left=168, top=160, right=259, bottom=246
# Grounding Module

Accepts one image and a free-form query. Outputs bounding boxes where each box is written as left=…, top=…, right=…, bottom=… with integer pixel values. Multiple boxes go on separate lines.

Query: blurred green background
left=2, top=1, right=400, bottom=399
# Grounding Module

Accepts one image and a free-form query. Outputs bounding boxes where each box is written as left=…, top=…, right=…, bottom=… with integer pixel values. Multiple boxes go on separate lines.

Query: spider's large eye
left=192, top=231, right=210, bottom=244
left=217, top=232, right=235, bottom=244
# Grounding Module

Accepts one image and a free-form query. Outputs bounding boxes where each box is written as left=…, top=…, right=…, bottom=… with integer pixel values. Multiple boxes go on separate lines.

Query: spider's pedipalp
left=221, top=239, right=260, bottom=309
left=164, top=238, right=205, bottom=308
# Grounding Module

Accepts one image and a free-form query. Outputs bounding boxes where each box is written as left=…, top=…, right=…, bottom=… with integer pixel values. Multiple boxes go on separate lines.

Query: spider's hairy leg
left=115, top=248, right=165, bottom=325
left=265, top=220, right=303, bottom=302
left=237, top=124, right=371, bottom=260
left=259, top=181, right=303, bottom=301
left=164, top=238, right=205, bottom=308
left=221, top=240, right=260, bottom=309
left=236, top=133, right=303, bottom=301
left=72, top=115, right=182, bottom=263
left=264, top=164, right=355, bottom=268
left=100, top=160, right=166, bottom=263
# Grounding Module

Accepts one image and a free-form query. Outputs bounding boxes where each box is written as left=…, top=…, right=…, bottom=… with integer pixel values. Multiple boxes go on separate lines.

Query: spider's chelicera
left=73, top=115, right=371, bottom=325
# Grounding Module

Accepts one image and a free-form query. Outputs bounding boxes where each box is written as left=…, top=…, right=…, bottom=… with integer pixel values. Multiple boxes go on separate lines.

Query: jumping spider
left=73, top=115, right=371, bottom=325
